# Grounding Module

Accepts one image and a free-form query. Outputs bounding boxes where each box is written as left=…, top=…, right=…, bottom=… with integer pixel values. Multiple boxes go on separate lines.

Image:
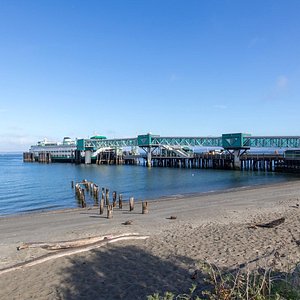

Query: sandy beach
left=0, top=180, right=300, bottom=299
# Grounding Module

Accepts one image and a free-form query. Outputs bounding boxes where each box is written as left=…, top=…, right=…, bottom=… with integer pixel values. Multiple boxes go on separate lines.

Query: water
left=0, top=153, right=297, bottom=216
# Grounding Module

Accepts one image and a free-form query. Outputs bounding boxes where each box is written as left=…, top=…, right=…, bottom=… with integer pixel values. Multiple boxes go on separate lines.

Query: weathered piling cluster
left=150, top=153, right=287, bottom=172
left=151, top=153, right=233, bottom=169
left=73, top=179, right=100, bottom=208
left=95, top=150, right=124, bottom=165
left=71, top=179, right=149, bottom=219
left=276, top=159, right=300, bottom=173
left=23, top=147, right=298, bottom=173
left=240, top=154, right=283, bottom=171
left=23, top=152, right=35, bottom=162
left=23, top=152, right=51, bottom=163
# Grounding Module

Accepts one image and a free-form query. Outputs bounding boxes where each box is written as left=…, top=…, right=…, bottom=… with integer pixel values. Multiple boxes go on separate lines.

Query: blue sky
left=1, top=0, right=300, bottom=151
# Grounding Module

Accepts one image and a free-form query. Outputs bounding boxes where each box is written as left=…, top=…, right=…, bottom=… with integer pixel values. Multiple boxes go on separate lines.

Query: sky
left=1, top=0, right=300, bottom=151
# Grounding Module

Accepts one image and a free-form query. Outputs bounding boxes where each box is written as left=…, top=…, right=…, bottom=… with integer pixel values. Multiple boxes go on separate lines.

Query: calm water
left=0, top=153, right=297, bottom=216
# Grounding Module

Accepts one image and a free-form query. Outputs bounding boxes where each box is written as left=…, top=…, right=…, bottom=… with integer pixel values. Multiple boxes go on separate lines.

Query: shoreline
left=0, top=180, right=300, bottom=299
left=1, top=177, right=298, bottom=219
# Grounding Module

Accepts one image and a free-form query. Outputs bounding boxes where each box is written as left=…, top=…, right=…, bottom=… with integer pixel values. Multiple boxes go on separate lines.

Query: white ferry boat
left=29, top=137, right=77, bottom=161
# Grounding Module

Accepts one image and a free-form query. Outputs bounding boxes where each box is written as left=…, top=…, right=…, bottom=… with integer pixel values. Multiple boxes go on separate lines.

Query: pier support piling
left=85, top=150, right=92, bottom=164
left=233, top=150, right=241, bottom=170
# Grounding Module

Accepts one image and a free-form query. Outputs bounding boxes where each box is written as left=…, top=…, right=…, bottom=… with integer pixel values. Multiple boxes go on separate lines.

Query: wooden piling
left=83, top=179, right=88, bottom=189
left=129, top=197, right=134, bottom=211
left=105, top=188, right=110, bottom=206
left=112, top=191, right=117, bottom=208
left=90, top=183, right=93, bottom=196
left=81, top=190, right=86, bottom=208
left=100, top=198, right=104, bottom=215
left=142, top=201, right=148, bottom=214
left=107, top=205, right=113, bottom=219
left=101, top=190, right=105, bottom=208
left=119, top=194, right=123, bottom=209
left=94, top=185, right=99, bottom=200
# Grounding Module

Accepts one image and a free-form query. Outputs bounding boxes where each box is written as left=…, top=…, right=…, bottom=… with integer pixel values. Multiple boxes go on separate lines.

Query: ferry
left=29, top=137, right=77, bottom=161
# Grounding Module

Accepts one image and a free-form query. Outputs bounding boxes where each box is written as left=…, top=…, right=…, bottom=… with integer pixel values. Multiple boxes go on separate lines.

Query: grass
left=147, top=261, right=300, bottom=300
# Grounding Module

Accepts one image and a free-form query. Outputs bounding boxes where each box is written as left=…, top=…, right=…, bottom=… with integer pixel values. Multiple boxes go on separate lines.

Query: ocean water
left=0, top=153, right=297, bottom=216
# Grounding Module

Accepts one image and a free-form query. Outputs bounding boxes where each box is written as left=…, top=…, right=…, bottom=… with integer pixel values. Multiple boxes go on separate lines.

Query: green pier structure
left=222, top=133, right=251, bottom=170
left=76, top=133, right=300, bottom=169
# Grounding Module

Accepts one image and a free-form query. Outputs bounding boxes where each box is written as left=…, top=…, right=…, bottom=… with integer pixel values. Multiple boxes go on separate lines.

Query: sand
left=0, top=180, right=300, bottom=299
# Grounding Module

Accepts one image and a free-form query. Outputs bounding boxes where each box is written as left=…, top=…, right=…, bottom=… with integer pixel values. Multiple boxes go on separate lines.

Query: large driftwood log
left=17, top=235, right=114, bottom=251
left=1, top=233, right=149, bottom=276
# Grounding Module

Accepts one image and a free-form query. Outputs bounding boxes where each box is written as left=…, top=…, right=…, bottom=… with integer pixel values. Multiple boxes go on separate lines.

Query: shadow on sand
left=56, top=243, right=197, bottom=300
left=55, top=242, right=300, bottom=300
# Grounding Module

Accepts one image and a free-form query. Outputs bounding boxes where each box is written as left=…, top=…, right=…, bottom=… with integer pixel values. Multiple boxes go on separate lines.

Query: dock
left=23, top=133, right=300, bottom=173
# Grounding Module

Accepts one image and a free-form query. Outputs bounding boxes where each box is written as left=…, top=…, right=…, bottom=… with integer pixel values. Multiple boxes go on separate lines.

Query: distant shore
left=0, top=180, right=300, bottom=299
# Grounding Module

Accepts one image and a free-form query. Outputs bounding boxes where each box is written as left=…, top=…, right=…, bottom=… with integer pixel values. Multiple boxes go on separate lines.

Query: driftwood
left=123, top=220, right=133, bottom=225
left=2, top=233, right=149, bottom=276
left=17, top=235, right=114, bottom=251
left=248, top=217, right=285, bottom=229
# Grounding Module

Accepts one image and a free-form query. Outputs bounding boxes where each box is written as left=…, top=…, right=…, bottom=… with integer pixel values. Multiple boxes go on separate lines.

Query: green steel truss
left=78, top=135, right=300, bottom=151
left=247, top=136, right=300, bottom=148
left=81, top=138, right=137, bottom=150
left=150, top=136, right=222, bottom=147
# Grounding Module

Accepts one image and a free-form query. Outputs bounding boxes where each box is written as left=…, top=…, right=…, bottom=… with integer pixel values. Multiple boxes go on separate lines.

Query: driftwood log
left=2, top=233, right=149, bottom=276
left=248, top=217, right=285, bottom=229
left=123, top=220, right=133, bottom=225
left=17, top=235, right=114, bottom=251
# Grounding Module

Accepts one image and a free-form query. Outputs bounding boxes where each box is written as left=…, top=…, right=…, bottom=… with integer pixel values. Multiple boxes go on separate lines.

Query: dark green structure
left=137, top=134, right=156, bottom=147
left=222, top=133, right=251, bottom=150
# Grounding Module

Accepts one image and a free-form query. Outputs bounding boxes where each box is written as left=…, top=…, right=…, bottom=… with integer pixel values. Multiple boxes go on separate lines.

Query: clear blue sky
left=1, top=0, right=300, bottom=151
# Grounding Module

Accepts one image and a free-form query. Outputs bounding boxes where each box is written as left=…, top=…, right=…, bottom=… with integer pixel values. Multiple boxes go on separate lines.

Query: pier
left=23, top=133, right=300, bottom=172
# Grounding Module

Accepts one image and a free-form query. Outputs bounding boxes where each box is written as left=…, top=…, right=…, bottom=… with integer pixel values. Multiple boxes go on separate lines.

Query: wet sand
left=0, top=181, right=300, bottom=299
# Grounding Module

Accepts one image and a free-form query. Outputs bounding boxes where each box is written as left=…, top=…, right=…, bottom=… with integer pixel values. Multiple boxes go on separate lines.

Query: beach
left=0, top=181, right=300, bottom=299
